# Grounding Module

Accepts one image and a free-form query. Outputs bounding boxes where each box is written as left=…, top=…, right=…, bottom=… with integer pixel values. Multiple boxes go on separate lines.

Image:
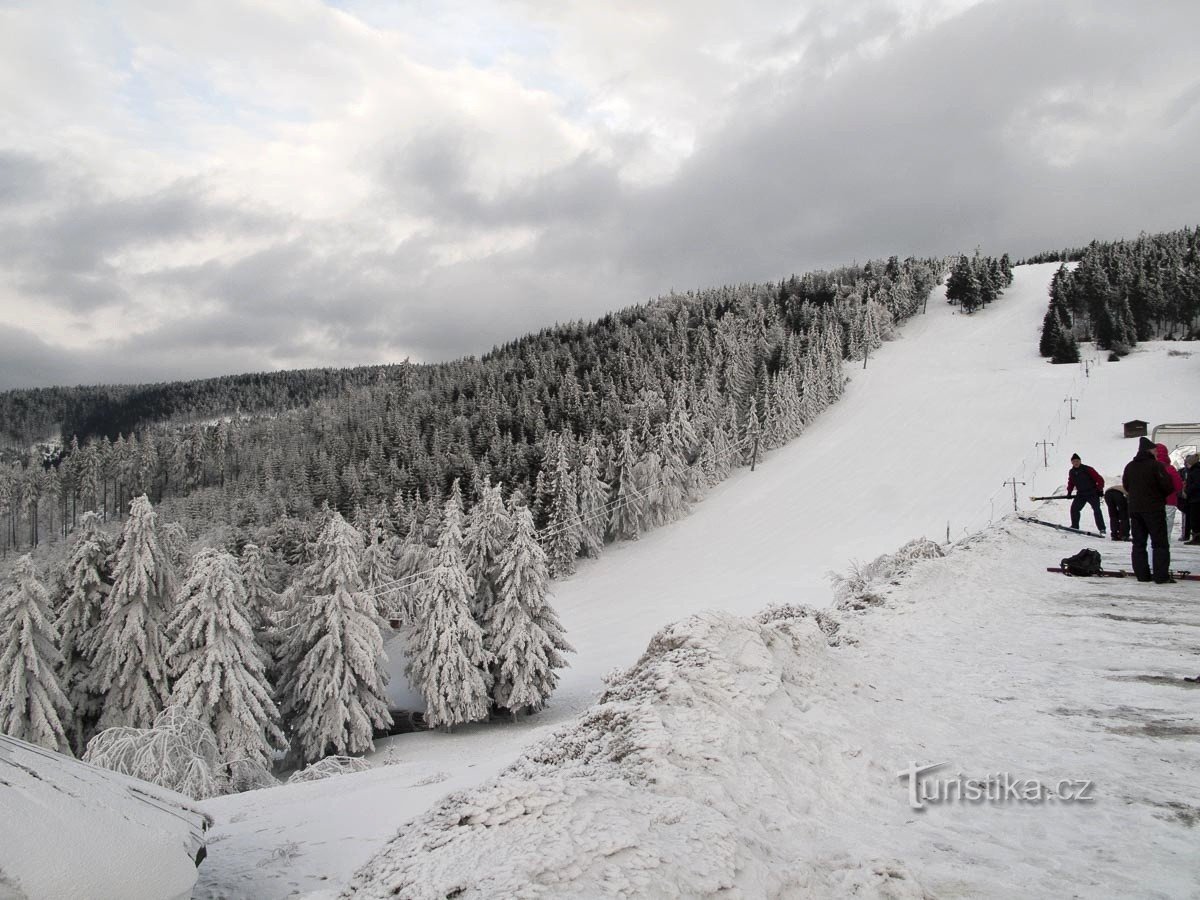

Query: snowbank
left=0, top=735, right=209, bottom=900
left=343, top=607, right=924, bottom=899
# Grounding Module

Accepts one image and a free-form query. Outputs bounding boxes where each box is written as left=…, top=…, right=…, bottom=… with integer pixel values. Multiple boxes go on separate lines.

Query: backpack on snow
left=1060, top=548, right=1103, bottom=577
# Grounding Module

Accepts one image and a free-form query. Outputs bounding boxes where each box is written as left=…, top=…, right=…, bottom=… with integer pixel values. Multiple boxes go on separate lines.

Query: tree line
left=1, top=253, right=942, bottom=785
left=1038, top=225, right=1200, bottom=363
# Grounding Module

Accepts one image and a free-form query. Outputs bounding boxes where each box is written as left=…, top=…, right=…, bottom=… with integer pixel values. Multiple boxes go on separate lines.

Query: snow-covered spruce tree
left=485, top=505, right=573, bottom=714
left=543, top=438, right=582, bottom=577
left=91, top=494, right=176, bottom=731
left=576, top=444, right=610, bottom=558
left=0, top=555, right=71, bottom=752
left=406, top=482, right=491, bottom=730
left=239, top=542, right=277, bottom=633
left=167, top=549, right=284, bottom=784
left=461, top=478, right=511, bottom=621
left=280, top=511, right=391, bottom=763
left=608, top=428, right=644, bottom=540
left=56, top=511, right=112, bottom=754
left=360, top=517, right=399, bottom=613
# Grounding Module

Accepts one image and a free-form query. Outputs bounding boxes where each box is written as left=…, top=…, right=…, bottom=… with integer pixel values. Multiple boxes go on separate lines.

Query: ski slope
left=195, top=263, right=1200, bottom=898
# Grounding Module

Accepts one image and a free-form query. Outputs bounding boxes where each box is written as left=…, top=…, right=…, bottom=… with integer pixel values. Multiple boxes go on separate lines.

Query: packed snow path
left=195, top=264, right=1200, bottom=897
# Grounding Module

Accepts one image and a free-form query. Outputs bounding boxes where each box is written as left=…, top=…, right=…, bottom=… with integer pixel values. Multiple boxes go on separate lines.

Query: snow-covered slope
left=195, top=264, right=1200, bottom=898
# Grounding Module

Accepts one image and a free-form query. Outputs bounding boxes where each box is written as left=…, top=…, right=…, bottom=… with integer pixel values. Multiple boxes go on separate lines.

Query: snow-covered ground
left=194, top=264, right=1200, bottom=898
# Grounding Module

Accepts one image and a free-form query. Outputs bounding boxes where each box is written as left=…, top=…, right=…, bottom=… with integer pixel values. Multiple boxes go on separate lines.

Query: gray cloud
left=2, top=0, right=1200, bottom=390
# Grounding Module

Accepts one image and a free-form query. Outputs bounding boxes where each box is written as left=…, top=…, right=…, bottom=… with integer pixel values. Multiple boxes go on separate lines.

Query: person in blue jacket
left=1066, top=453, right=1106, bottom=534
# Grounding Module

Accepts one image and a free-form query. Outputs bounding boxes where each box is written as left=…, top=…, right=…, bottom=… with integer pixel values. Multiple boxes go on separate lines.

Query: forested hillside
left=1038, top=225, right=1200, bottom=362
left=2, top=249, right=1031, bottom=790
left=1, top=257, right=940, bottom=554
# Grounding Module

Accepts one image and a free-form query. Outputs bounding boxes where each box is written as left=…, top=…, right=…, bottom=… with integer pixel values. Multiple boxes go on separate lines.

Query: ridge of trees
left=1036, top=226, right=1200, bottom=362
left=1, top=251, right=944, bottom=784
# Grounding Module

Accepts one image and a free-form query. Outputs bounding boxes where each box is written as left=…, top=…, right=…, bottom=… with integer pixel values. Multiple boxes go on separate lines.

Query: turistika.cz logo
left=897, top=762, right=1096, bottom=810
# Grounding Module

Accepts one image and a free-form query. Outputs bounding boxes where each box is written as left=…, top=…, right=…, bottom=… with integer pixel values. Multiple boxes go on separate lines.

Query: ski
left=1018, top=516, right=1104, bottom=538
left=1029, top=495, right=1070, bottom=501
left=1045, top=567, right=1200, bottom=581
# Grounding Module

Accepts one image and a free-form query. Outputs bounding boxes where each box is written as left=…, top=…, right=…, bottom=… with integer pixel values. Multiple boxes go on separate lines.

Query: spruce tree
left=168, top=549, right=285, bottom=779
left=576, top=444, right=610, bottom=558
left=91, top=494, right=175, bottom=730
left=485, top=506, right=573, bottom=713
left=608, top=428, right=644, bottom=540
left=57, top=511, right=112, bottom=754
left=0, top=555, right=71, bottom=752
left=406, top=483, right=491, bottom=729
left=461, top=478, right=511, bottom=620
left=239, top=542, right=277, bottom=633
left=281, top=511, right=391, bottom=762
left=544, top=439, right=582, bottom=577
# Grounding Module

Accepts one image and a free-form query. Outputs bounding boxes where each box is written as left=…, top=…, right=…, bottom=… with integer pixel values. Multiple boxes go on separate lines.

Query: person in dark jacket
left=1066, top=453, right=1106, bottom=533
left=1104, top=481, right=1130, bottom=541
left=1123, top=436, right=1175, bottom=583
left=1183, top=453, right=1200, bottom=544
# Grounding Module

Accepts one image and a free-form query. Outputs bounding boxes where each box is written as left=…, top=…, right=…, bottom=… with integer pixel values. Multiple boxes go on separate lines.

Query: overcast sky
left=1, top=0, right=1198, bottom=390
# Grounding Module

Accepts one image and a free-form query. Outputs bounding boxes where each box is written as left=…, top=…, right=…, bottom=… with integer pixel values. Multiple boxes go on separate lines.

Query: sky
left=0, top=0, right=1198, bottom=390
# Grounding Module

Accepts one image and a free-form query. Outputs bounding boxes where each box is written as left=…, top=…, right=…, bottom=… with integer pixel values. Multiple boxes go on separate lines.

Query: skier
left=1066, top=453, right=1105, bottom=534
left=1122, top=437, right=1174, bottom=583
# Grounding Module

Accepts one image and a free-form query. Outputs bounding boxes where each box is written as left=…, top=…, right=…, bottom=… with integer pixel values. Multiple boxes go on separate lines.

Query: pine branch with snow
left=0, top=555, right=71, bottom=753
left=84, top=705, right=228, bottom=800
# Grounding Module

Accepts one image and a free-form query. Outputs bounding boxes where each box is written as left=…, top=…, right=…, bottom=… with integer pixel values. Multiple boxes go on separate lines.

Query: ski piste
left=1045, top=567, right=1200, bottom=582
left=1018, top=516, right=1104, bottom=538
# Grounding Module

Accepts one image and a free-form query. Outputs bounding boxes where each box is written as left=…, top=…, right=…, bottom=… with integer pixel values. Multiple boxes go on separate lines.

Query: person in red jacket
left=1066, top=453, right=1106, bottom=533
left=1154, top=443, right=1184, bottom=537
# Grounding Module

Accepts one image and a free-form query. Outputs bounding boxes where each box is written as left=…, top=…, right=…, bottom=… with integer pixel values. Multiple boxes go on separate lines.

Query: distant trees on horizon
left=1037, top=226, right=1200, bottom=362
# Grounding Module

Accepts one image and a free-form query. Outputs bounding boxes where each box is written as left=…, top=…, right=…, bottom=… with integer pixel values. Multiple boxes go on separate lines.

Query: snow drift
left=0, top=734, right=209, bottom=900
left=344, top=606, right=924, bottom=899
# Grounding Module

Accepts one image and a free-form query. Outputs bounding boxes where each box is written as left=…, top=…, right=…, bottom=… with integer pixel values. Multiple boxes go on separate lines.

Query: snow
left=0, top=733, right=208, bottom=900
left=193, top=263, right=1200, bottom=898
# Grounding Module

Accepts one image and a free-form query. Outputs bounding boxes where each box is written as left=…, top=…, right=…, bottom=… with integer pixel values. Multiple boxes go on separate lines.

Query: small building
left=1123, top=419, right=1148, bottom=438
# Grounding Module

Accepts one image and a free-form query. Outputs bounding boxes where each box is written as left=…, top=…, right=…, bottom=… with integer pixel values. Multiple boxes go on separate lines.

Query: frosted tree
left=280, top=511, right=391, bottom=763
left=57, top=511, right=112, bottom=754
left=360, top=517, right=399, bottom=616
left=91, top=494, right=175, bottom=730
left=167, top=549, right=284, bottom=782
left=485, top=506, right=573, bottom=713
left=407, top=483, right=492, bottom=729
left=461, top=478, right=511, bottom=620
left=239, top=542, right=277, bottom=633
left=608, top=428, right=645, bottom=540
left=543, top=438, right=582, bottom=577
left=576, top=444, right=610, bottom=558
left=0, top=555, right=71, bottom=752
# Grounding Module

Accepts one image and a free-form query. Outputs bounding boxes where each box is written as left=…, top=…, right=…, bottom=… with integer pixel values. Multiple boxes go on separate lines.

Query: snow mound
left=287, top=755, right=372, bottom=784
left=343, top=608, right=925, bottom=899
left=829, top=537, right=945, bottom=610
left=0, top=734, right=208, bottom=900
